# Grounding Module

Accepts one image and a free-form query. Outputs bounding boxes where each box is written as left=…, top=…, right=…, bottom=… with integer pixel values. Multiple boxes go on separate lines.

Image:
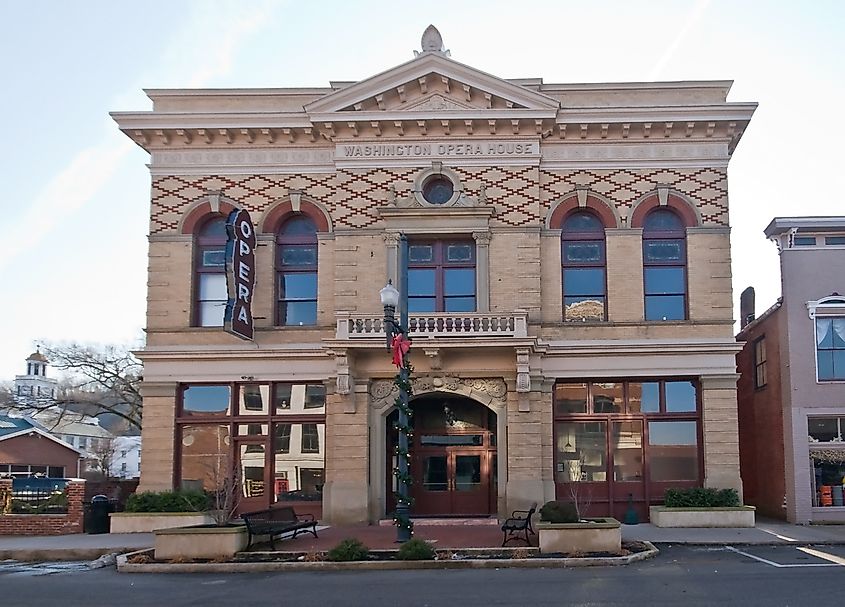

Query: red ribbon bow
left=391, top=333, right=411, bottom=368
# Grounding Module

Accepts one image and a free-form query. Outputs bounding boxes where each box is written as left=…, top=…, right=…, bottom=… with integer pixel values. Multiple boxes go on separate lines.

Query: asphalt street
left=1, top=545, right=845, bottom=606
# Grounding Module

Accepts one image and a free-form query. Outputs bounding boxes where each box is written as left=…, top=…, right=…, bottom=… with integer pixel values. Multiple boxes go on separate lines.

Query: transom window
left=407, top=240, right=476, bottom=312
left=194, top=217, right=228, bottom=327
left=277, top=216, right=318, bottom=326
left=643, top=209, right=687, bottom=321
left=554, top=380, right=697, bottom=415
left=561, top=211, right=606, bottom=322
left=816, top=317, right=845, bottom=381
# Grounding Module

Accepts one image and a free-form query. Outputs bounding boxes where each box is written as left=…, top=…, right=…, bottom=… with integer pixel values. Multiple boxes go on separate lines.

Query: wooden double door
left=387, top=396, right=497, bottom=517
left=412, top=446, right=493, bottom=516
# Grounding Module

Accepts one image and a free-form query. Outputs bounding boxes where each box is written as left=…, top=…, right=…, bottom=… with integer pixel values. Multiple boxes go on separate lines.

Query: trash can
left=87, top=495, right=112, bottom=534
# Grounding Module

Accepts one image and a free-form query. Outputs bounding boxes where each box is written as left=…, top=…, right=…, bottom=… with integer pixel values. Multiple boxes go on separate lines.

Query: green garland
left=393, top=358, right=414, bottom=535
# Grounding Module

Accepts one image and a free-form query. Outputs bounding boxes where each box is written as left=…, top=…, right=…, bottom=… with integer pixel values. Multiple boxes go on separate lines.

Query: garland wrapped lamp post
left=380, top=234, right=413, bottom=541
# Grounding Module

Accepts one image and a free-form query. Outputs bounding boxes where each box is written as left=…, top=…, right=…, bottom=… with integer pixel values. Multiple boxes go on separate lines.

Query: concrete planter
left=110, top=512, right=216, bottom=533
left=154, top=524, right=248, bottom=560
left=537, top=518, right=622, bottom=554
left=649, top=505, right=756, bottom=528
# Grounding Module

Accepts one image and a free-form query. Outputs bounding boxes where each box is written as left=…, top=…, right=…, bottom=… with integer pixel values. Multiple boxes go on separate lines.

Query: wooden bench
left=241, top=506, right=318, bottom=550
left=501, top=503, right=537, bottom=546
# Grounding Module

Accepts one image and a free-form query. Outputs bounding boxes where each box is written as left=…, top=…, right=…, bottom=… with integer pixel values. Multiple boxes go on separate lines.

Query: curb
left=0, top=547, right=144, bottom=562
left=116, top=542, right=659, bottom=573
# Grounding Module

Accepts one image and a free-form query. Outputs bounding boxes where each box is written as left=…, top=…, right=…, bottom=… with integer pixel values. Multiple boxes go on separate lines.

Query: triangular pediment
left=305, top=52, right=559, bottom=117
left=402, top=93, right=477, bottom=111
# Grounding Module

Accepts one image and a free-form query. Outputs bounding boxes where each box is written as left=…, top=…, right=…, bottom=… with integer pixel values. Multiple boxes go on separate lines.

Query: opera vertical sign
left=224, top=208, right=256, bottom=341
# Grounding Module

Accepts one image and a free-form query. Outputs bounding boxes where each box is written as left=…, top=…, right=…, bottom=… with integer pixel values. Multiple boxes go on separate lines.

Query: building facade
left=737, top=217, right=845, bottom=523
left=0, top=415, right=82, bottom=479
left=114, top=27, right=755, bottom=524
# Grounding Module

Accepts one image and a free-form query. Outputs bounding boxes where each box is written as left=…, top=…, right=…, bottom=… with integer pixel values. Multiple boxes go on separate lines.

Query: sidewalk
left=0, top=533, right=154, bottom=561
left=2, top=518, right=845, bottom=561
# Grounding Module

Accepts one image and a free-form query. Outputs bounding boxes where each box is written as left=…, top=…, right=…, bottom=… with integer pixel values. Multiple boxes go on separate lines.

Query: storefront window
left=811, top=452, right=845, bottom=507
left=179, top=424, right=231, bottom=492
left=555, top=421, right=606, bottom=482
left=177, top=382, right=326, bottom=515
left=648, top=421, right=698, bottom=481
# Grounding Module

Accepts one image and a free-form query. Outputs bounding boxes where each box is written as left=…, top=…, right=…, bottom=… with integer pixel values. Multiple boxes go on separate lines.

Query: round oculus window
left=421, top=176, right=454, bottom=205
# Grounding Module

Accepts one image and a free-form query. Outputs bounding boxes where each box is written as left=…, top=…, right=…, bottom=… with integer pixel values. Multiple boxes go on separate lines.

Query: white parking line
left=724, top=545, right=838, bottom=568
left=797, top=547, right=845, bottom=566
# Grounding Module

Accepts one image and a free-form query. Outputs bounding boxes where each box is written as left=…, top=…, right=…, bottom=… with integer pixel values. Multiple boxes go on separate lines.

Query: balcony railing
left=336, top=311, right=528, bottom=339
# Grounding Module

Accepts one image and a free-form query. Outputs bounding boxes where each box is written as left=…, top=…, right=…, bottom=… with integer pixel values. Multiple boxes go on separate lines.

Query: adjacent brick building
left=113, top=27, right=756, bottom=523
left=737, top=217, right=845, bottom=523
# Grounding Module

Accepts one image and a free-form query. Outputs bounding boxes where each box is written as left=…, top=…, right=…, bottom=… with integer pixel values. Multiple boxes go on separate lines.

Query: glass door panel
left=413, top=454, right=451, bottom=515
left=451, top=453, right=489, bottom=515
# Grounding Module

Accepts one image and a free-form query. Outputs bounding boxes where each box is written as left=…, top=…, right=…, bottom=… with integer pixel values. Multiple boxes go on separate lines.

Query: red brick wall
left=0, top=479, right=85, bottom=536
left=736, top=310, right=787, bottom=519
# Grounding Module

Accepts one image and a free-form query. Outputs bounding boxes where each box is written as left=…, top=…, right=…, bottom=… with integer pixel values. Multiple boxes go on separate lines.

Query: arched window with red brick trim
left=194, top=216, right=228, bottom=327
left=562, top=210, right=607, bottom=322
left=276, top=216, right=318, bottom=326
left=643, top=208, right=687, bottom=321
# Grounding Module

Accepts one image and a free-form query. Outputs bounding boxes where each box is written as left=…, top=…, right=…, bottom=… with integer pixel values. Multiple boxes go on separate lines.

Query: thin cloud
left=648, top=0, right=711, bottom=80
left=0, top=137, right=132, bottom=274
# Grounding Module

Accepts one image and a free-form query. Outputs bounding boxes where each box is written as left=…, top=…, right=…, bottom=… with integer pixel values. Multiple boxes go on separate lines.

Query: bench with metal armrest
left=241, top=506, right=318, bottom=550
left=501, top=503, right=537, bottom=546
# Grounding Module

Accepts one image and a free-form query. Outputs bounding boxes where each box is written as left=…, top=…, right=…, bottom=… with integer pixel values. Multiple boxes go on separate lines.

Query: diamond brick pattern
left=539, top=168, right=729, bottom=226
left=456, top=167, right=540, bottom=227
left=149, top=166, right=729, bottom=234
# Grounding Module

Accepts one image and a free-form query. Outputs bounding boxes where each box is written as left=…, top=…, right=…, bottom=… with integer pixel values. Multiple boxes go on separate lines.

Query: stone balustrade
left=336, top=311, right=528, bottom=339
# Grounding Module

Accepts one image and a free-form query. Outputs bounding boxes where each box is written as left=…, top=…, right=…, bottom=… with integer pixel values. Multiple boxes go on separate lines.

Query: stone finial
left=416, top=25, right=450, bottom=57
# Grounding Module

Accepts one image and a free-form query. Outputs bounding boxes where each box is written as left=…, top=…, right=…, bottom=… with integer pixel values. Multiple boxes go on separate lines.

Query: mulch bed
left=127, top=541, right=652, bottom=565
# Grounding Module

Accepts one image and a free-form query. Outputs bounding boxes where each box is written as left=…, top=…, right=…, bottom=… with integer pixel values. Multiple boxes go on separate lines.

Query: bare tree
left=86, top=439, right=118, bottom=480
left=1, top=342, right=142, bottom=432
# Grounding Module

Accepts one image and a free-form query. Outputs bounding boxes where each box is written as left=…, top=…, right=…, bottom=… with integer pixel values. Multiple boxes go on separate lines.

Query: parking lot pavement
left=0, top=560, right=94, bottom=577
left=724, top=544, right=845, bottom=567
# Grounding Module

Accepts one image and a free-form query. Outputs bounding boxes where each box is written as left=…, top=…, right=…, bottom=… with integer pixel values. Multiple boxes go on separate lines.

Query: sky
left=0, top=0, right=843, bottom=381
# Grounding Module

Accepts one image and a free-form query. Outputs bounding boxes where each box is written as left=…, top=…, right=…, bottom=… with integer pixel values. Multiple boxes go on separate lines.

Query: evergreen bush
left=326, top=538, right=370, bottom=562
left=124, top=490, right=210, bottom=513
left=663, top=487, right=740, bottom=508
left=539, top=500, right=579, bottom=523
left=397, top=537, right=436, bottom=560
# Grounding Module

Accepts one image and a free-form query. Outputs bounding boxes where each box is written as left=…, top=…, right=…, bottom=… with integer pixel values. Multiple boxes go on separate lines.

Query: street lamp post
left=380, top=234, right=413, bottom=542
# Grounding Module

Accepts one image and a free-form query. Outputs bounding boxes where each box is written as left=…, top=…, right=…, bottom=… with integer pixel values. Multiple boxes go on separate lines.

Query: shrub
left=664, top=487, right=740, bottom=508
left=539, top=500, right=579, bottom=523
left=397, top=537, right=436, bottom=561
left=124, top=490, right=210, bottom=513
left=326, top=538, right=370, bottom=562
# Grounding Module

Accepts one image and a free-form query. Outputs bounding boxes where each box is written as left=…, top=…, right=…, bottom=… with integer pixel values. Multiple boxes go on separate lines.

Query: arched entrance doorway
left=386, top=394, right=497, bottom=517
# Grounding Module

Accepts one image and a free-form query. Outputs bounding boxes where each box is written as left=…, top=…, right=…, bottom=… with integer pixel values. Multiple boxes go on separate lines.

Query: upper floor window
left=643, top=209, right=687, bottom=321
left=194, top=217, right=228, bottom=327
left=753, top=337, right=768, bottom=389
left=277, top=216, right=318, bottom=326
left=561, top=211, right=606, bottom=322
left=407, top=240, right=475, bottom=312
left=817, top=317, right=845, bottom=381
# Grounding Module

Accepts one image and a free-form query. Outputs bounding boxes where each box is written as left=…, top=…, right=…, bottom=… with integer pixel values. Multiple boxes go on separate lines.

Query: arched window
left=643, top=209, right=687, bottom=321
left=194, top=216, right=228, bottom=327
left=562, top=211, right=606, bottom=321
left=277, top=216, right=318, bottom=326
